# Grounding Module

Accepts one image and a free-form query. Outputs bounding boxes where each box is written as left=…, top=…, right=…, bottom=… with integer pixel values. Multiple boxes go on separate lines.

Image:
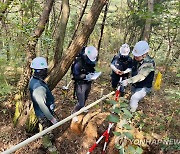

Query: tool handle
left=88, top=143, right=97, bottom=153
left=115, top=77, right=123, bottom=101
left=115, top=90, right=120, bottom=101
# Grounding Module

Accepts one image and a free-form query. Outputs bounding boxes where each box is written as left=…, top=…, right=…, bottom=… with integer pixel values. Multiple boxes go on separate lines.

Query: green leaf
left=122, top=108, right=133, bottom=118
left=108, top=100, right=117, bottom=105
left=115, top=144, right=123, bottom=150
left=136, top=147, right=143, bottom=154
left=127, top=145, right=136, bottom=153
left=122, top=124, right=132, bottom=130
left=123, top=132, right=134, bottom=140
left=107, top=114, right=119, bottom=123
left=113, top=131, right=121, bottom=136
left=119, top=148, right=124, bottom=154
left=176, top=74, right=180, bottom=77
left=139, top=123, right=145, bottom=130
left=119, top=97, right=129, bottom=103
left=113, top=107, right=121, bottom=114
left=120, top=103, right=129, bottom=108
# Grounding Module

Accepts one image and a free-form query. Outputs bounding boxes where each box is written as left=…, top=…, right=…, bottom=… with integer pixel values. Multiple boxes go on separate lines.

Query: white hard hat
left=85, top=46, right=98, bottom=62
left=132, top=41, right=149, bottom=57
left=119, top=43, right=130, bottom=56
left=30, top=57, right=48, bottom=69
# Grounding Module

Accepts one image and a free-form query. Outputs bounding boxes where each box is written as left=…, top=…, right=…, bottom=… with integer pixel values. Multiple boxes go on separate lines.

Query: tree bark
left=17, top=0, right=55, bottom=95
left=142, top=0, right=154, bottom=41
left=13, top=0, right=55, bottom=127
left=47, top=0, right=107, bottom=90
left=68, top=0, right=89, bottom=47
left=97, top=0, right=109, bottom=52
left=53, top=0, right=70, bottom=67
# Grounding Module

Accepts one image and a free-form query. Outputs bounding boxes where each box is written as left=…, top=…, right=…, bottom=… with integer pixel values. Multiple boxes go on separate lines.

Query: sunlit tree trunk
left=97, top=0, right=109, bottom=52
left=47, top=0, right=108, bottom=90
left=53, top=0, right=70, bottom=68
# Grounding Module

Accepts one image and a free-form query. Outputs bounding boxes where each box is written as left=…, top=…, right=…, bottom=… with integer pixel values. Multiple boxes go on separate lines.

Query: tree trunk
left=97, top=0, right=109, bottom=52
left=17, top=0, right=55, bottom=95
left=52, top=2, right=63, bottom=39
left=164, top=24, right=177, bottom=74
left=47, top=0, right=107, bottom=90
left=53, top=0, right=70, bottom=67
left=142, top=0, right=154, bottom=41
left=164, top=41, right=172, bottom=74
left=13, top=0, right=55, bottom=127
left=68, top=0, right=89, bottom=47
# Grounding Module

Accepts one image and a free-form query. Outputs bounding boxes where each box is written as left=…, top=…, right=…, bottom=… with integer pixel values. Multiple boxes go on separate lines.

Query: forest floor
left=0, top=68, right=179, bottom=154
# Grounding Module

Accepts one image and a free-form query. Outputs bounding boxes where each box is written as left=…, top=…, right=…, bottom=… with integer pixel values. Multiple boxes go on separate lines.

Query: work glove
left=50, top=117, right=58, bottom=125
left=85, top=73, right=94, bottom=81
left=121, top=79, right=128, bottom=87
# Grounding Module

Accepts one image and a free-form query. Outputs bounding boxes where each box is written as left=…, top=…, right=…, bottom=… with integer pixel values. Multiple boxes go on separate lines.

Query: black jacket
left=72, top=57, right=95, bottom=81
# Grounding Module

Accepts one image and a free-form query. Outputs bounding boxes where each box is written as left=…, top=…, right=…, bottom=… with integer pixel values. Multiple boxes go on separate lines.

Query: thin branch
left=68, top=0, right=89, bottom=47
left=97, top=0, right=109, bottom=51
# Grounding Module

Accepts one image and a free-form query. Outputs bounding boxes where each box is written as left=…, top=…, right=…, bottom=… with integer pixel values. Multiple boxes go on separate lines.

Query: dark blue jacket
left=72, top=57, right=95, bottom=82
left=29, top=76, right=55, bottom=119
left=111, top=55, right=132, bottom=71
left=111, top=54, right=132, bottom=78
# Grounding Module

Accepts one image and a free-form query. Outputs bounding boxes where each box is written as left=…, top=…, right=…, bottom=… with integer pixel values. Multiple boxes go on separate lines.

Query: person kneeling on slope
left=121, top=41, right=155, bottom=112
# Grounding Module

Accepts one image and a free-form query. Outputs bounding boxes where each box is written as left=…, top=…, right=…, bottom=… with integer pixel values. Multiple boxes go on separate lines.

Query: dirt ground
left=0, top=72, right=179, bottom=154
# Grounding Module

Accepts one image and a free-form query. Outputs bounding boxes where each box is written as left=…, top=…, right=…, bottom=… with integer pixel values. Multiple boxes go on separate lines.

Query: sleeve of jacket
left=110, top=55, right=119, bottom=72
left=111, top=55, right=118, bottom=65
left=32, top=86, right=55, bottom=121
left=127, top=62, right=155, bottom=84
left=123, top=57, right=132, bottom=74
left=73, top=61, right=86, bottom=80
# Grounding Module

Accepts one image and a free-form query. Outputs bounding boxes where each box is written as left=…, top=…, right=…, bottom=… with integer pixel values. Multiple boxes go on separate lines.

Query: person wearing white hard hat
left=110, top=43, right=132, bottom=96
left=71, top=46, right=99, bottom=121
left=29, top=57, right=58, bottom=130
left=121, top=41, right=155, bottom=112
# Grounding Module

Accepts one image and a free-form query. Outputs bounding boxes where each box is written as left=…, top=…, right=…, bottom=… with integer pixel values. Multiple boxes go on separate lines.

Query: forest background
left=0, top=0, right=179, bottom=153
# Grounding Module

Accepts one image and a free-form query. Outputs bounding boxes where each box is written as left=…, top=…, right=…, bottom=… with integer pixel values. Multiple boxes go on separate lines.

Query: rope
left=2, top=91, right=115, bottom=154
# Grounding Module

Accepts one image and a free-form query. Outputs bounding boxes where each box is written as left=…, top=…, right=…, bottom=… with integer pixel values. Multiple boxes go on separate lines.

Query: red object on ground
left=87, top=78, right=122, bottom=154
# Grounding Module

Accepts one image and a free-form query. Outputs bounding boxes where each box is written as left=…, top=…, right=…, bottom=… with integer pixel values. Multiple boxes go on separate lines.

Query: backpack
left=71, top=47, right=86, bottom=98
left=71, top=46, right=86, bottom=76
